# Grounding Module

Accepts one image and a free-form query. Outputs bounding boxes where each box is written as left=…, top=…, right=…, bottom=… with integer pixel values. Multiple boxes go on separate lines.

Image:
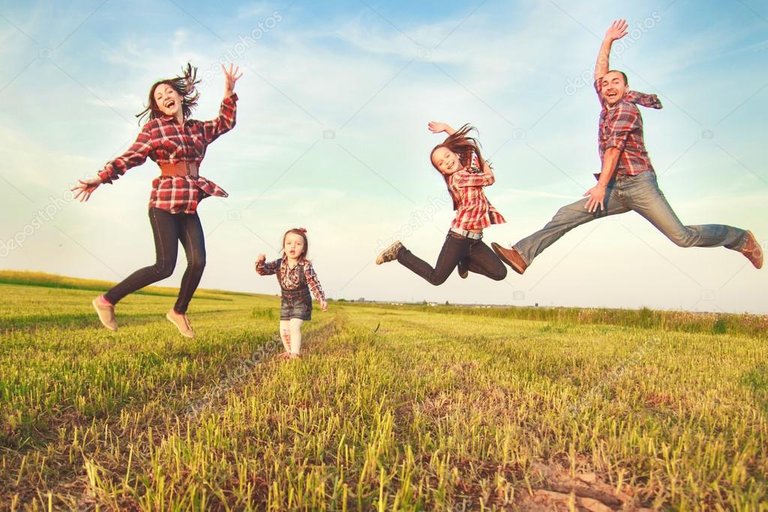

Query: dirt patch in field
left=516, top=461, right=656, bottom=511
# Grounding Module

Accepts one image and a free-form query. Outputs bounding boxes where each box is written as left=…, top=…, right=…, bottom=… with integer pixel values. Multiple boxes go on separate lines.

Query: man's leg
left=514, top=186, right=630, bottom=266
left=627, top=173, right=747, bottom=249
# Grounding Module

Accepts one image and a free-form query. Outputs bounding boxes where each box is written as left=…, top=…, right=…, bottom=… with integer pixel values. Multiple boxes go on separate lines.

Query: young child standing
left=255, top=228, right=328, bottom=359
left=376, top=122, right=508, bottom=284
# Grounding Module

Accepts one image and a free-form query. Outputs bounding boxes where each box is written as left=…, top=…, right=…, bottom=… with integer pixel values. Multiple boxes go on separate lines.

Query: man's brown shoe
left=166, top=310, right=195, bottom=338
left=740, top=231, right=763, bottom=269
left=491, top=243, right=528, bottom=275
left=92, top=295, right=117, bottom=331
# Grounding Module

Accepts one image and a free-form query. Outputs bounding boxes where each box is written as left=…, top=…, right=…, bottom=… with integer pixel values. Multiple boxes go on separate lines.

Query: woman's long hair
left=430, top=124, right=484, bottom=210
left=136, top=63, right=201, bottom=124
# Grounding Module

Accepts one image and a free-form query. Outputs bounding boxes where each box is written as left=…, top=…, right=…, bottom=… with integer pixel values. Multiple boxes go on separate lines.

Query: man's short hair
left=605, top=70, right=628, bottom=85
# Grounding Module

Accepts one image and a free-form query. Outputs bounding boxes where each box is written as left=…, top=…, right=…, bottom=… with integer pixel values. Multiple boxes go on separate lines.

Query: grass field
left=1, top=271, right=767, bottom=511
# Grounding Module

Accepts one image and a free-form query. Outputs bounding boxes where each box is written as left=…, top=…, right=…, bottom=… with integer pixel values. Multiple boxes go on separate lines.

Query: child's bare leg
left=279, top=320, right=291, bottom=353
left=289, top=318, right=304, bottom=356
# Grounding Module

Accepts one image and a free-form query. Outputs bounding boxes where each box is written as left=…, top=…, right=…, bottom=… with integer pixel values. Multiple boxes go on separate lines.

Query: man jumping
left=493, top=19, right=763, bottom=274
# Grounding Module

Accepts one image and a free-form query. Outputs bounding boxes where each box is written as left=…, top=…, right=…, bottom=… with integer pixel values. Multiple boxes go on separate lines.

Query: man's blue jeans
left=515, top=172, right=747, bottom=265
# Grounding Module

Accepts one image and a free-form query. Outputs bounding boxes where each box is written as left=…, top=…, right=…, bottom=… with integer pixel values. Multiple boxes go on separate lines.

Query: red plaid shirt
left=256, top=257, right=326, bottom=302
left=98, top=94, right=238, bottom=214
left=595, top=81, right=661, bottom=176
left=448, top=153, right=506, bottom=231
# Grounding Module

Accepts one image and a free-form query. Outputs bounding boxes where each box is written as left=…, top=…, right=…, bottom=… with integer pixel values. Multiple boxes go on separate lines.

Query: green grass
left=1, top=272, right=766, bottom=510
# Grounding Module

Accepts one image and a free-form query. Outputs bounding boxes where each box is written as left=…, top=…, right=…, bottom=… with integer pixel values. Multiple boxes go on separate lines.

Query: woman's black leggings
left=397, top=231, right=507, bottom=285
left=104, top=207, right=206, bottom=313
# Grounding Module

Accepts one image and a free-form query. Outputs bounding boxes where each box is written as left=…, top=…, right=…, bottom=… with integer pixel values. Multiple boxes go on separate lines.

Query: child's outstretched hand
left=255, top=253, right=266, bottom=271
left=320, top=300, right=328, bottom=312
left=428, top=121, right=456, bottom=136
left=428, top=121, right=450, bottom=134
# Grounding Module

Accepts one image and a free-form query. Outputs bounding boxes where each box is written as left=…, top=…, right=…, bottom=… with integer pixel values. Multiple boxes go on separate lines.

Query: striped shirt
left=97, top=94, right=238, bottom=214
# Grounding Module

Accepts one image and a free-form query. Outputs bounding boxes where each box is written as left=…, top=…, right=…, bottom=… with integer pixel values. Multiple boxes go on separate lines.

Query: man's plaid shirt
left=595, top=81, right=661, bottom=176
left=98, top=94, right=238, bottom=214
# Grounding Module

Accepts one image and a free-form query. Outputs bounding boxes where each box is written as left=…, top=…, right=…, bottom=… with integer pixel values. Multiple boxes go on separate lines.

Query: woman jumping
left=72, top=63, right=242, bottom=337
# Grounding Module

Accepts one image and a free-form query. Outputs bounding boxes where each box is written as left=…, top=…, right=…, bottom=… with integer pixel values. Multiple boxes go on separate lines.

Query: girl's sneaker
left=376, top=241, right=403, bottom=264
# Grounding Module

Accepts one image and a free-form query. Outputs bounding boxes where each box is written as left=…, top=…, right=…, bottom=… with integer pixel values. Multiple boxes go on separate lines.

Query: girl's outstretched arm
left=454, top=154, right=495, bottom=188
left=427, top=121, right=456, bottom=136
left=480, top=157, right=495, bottom=185
left=303, top=262, right=327, bottom=311
left=255, top=254, right=280, bottom=275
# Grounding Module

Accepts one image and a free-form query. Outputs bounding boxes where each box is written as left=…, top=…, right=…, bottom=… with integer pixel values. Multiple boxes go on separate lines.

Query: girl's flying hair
left=430, top=124, right=484, bottom=210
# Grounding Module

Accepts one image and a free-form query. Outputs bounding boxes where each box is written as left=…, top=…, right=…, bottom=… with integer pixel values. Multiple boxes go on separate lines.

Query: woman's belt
left=159, top=161, right=199, bottom=178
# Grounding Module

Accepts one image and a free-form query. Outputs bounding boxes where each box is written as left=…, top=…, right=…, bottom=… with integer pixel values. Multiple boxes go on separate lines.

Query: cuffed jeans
left=104, top=207, right=206, bottom=313
left=398, top=231, right=507, bottom=285
left=515, top=172, right=747, bottom=265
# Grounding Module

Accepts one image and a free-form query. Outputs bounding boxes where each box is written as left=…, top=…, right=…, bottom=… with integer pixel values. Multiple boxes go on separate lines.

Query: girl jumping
left=376, top=122, right=508, bottom=283
left=256, top=228, right=328, bottom=360
left=72, top=63, right=242, bottom=337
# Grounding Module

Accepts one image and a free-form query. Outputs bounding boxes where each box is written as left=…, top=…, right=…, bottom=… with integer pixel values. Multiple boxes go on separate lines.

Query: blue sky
left=1, top=0, right=766, bottom=313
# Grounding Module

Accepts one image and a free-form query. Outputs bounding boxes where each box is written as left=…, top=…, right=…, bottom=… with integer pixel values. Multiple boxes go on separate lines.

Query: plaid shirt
left=97, top=94, right=238, bottom=214
left=595, top=81, right=660, bottom=176
left=448, top=153, right=506, bottom=231
left=256, top=257, right=326, bottom=302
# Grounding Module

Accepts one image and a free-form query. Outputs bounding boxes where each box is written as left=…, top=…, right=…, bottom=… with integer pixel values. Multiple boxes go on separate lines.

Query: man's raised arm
left=594, top=19, right=628, bottom=82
